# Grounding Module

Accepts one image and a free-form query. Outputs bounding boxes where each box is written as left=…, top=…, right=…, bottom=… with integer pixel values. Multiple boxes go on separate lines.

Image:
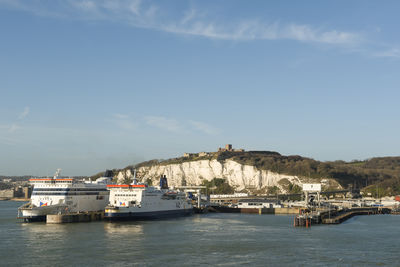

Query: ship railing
left=17, top=202, right=31, bottom=219
left=18, top=202, right=31, bottom=210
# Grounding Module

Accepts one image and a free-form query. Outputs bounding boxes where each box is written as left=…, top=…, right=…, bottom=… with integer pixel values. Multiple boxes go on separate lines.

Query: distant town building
left=0, top=186, right=32, bottom=200
left=0, top=189, right=14, bottom=199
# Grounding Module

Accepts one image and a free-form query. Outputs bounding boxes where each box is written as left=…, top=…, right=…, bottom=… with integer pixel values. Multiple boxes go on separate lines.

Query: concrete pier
left=322, top=207, right=390, bottom=224
left=294, top=207, right=391, bottom=227
left=46, top=211, right=104, bottom=224
left=275, top=207, right=301, bottom=214
left=209, top=205, right=300, bottom=214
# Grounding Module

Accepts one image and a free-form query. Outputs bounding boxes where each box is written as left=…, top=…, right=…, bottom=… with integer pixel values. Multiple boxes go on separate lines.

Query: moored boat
left=105, top=175, right=193, bottom=221
left=18, top=169, right=112, bottom=222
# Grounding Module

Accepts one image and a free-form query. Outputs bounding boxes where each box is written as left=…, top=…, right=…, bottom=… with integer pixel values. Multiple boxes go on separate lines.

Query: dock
left=18, top=211, right=105, bottom=223
left=321, top=207, right=390, bottom=224
left=294, top=207, right=391, bottom=227
left=46, top=211, right=104, bottom=224
left=209, top=205, right=300, bottom=214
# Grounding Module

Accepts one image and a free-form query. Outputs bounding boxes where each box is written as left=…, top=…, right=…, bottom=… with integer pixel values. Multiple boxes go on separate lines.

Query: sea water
left=1, top=201, right=399, bottom=266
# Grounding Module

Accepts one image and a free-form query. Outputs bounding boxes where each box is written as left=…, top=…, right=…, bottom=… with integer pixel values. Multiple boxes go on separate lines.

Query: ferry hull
left=18, top=215, right=47, bottom=223
left=105, top=208, right=193, bottom=221
left=18, top=203, right=67, bottom=222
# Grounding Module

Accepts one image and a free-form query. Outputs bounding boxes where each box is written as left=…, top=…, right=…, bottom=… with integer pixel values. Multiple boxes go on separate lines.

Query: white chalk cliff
left=115, top=159, right=340, bottom=193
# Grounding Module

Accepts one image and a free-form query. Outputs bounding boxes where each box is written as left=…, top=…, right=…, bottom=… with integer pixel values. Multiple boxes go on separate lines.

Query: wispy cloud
left=144, top=116, right=184, bottom=133
left=129, top=0, right=141, bottom=16
left=373, top=48, right=400, bottom=59
left=2, top=0, right=400, bottom=58
left=18, top=106, right=30, bottom=120
left=72, top=0, right=97, bottom=12
left=112, top=113, right=136, bottom=130
left=111, top=113, right=220, bottom=135
left=0, top=106, right=31, bottom=134
left=163, top=19, right=360, bottom=45
left=189, top=120, right=220, bottom=135
left=0, top=0, right=360, bottom=46
left=8, top=123, right=20, bottom=133
left=114, top=113, right=129, bottom=119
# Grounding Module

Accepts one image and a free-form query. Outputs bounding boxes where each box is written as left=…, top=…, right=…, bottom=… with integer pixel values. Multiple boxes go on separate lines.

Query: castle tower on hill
left=218, top=144, right=244, bottom=152
left=184, top=144, right=244, bottom=157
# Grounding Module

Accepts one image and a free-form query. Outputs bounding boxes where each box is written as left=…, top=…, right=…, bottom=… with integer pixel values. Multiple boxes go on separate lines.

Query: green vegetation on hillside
left=102, top=151, right=400, bottom=196
left=201, top=178, right=234, bottom=194
left=278, top=178, right=302, bottom=194
left=225, top=152, right=400, bottom=195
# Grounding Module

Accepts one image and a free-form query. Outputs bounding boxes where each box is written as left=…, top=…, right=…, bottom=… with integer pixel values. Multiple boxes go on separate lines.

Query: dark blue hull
left=17, top=215, right=46, bottom=223
left=105, top=208, right=193, bottom=221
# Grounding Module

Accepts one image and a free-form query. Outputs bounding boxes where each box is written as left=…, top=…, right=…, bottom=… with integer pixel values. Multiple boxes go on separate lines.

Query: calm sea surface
left=1, top=201, right=399, bottom=266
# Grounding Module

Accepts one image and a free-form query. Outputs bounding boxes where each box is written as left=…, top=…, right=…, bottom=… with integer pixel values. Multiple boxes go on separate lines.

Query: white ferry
left=105, top=175, right=193, bottom=220
left=18, top=169, right=112, bottom=222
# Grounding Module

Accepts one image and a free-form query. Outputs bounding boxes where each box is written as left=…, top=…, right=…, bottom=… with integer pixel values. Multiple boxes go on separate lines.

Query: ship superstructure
left=105, top=175, right=193, bottom=220
left=18, top=169, right=112, bottom=222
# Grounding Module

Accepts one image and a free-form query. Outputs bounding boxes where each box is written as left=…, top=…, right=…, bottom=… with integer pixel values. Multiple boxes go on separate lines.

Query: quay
left=18, top=211, right=104, bottom=223
left=46, top=211, right=104, bottom=224
left=18, top=206, right=396, bottom=224
left=322, top=207, right=390, bottom=224
left=209, top=205, right=300, bottom=215
left=294, top=207, right=391, bottom=227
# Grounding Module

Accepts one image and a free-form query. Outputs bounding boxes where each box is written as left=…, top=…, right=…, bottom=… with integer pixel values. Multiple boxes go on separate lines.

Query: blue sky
left=1, top=0, right=400, bottom=176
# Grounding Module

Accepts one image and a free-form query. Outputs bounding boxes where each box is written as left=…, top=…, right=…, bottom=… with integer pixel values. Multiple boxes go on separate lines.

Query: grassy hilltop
left=94, top=151, right=400, bottom=197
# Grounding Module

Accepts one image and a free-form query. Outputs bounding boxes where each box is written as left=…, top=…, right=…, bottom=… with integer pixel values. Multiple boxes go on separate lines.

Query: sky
left=1, top=0, right=400, bottom=176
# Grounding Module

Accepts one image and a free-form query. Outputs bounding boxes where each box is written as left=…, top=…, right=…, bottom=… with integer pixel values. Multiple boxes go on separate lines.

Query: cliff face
left=116, top=159, right=340, bottom=193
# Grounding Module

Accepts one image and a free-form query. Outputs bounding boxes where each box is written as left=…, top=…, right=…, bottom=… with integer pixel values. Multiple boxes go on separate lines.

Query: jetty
left=209, top=205, right=300, bottom=214
left=294, top=207, right=391, bottom=227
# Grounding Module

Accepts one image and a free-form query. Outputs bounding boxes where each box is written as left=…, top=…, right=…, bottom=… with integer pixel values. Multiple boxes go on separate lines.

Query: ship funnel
left=132, top=169, right=137, bottom=185
left=104, top=170, right=113, bottom=178
left=160, top=175, right=169, bottom=189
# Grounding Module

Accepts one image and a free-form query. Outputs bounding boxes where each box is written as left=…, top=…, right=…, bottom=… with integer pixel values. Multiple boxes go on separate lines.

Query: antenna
left=54, top=169, right=62, bottom=179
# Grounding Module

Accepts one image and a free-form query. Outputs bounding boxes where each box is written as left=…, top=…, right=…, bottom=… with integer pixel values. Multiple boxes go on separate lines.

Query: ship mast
left=53, top=169, right=62, bottom=179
